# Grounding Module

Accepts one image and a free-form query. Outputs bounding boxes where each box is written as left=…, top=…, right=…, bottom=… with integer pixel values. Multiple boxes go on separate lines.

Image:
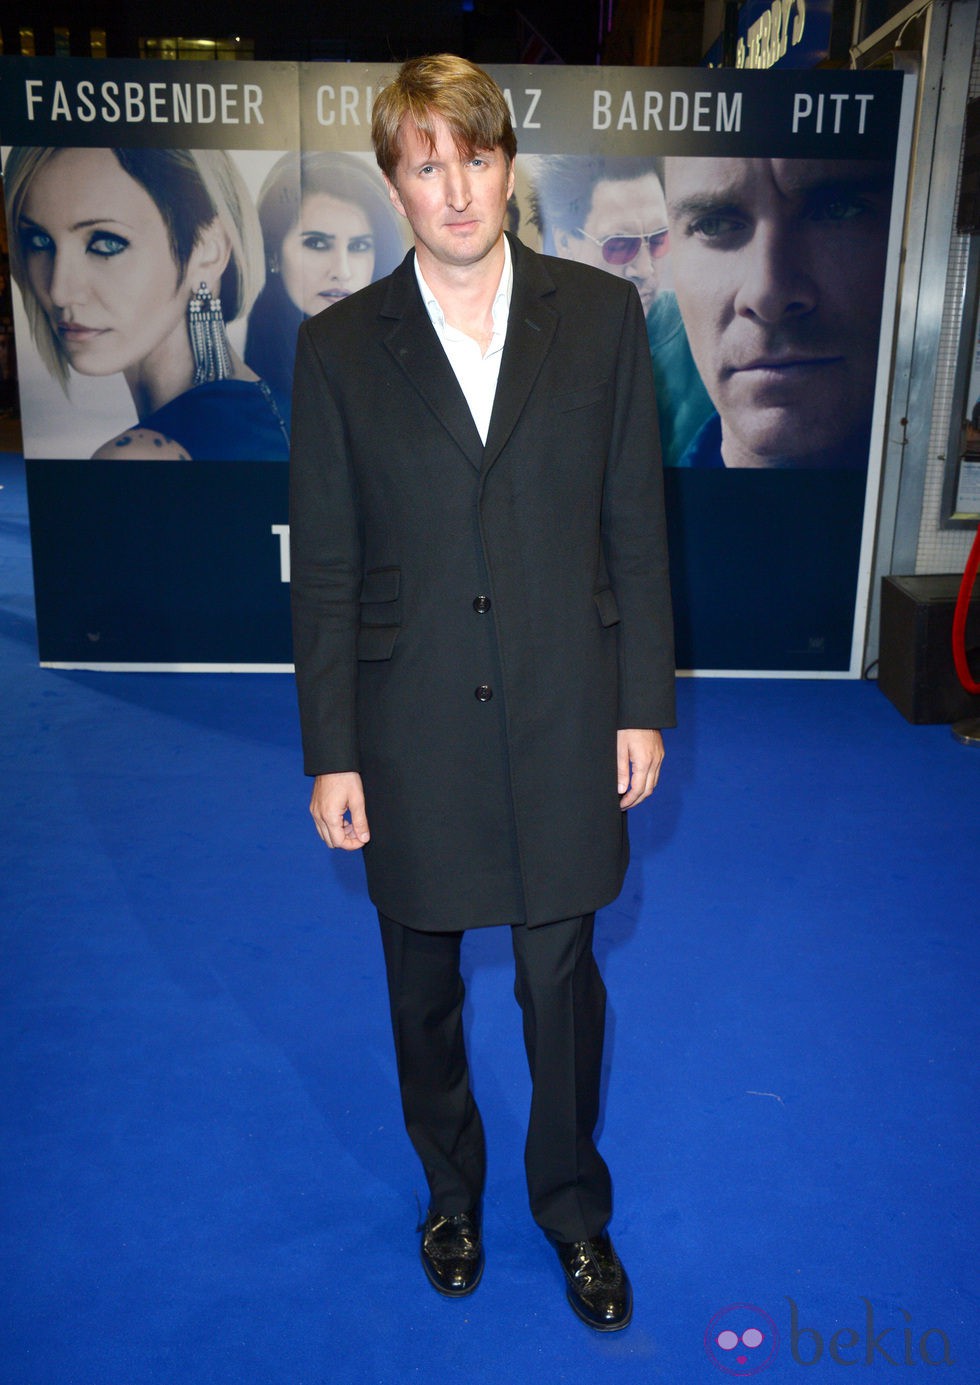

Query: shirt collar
left=414, top=235, right=513, bottom=340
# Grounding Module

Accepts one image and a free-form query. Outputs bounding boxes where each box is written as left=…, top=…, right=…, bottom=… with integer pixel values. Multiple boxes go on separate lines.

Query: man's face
left=384, top=114, right=514, bottom=277
left=665, top=157, right=892, bottom=467
left=555, top=173, right=668, bottom=316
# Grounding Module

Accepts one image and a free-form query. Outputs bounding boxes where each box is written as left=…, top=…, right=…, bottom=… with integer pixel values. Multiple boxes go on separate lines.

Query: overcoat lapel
left=482, top=235, right=559, bottom=476
left=378, top=238, right=559, bottom=475
left=380, top=254, right=484, bottom=470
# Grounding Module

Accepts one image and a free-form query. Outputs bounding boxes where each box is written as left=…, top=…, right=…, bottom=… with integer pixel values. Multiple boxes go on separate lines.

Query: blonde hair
left=372, top=54, right=517, bottom=183
left=5, top=145, right=262, bottom=390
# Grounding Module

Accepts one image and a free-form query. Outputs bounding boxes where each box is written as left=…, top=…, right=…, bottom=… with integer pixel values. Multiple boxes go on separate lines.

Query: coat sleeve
left=289, top=320, right=363, bottom=776
left=602, top=287, right=677, bottom=731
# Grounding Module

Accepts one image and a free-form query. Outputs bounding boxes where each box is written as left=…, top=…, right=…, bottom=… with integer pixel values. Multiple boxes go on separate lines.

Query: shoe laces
left=567, top=1239, right=622, bottom=1290
left=424, top=1212, right=480, bottom=1260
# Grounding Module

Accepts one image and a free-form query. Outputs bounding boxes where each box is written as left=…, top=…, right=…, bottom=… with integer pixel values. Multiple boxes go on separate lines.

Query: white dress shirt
left=414, top=236, right=513, bottom=445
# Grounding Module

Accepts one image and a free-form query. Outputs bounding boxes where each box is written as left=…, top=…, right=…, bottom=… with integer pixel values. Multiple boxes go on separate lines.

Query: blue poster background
left=1, top=59, right=908, bottom=671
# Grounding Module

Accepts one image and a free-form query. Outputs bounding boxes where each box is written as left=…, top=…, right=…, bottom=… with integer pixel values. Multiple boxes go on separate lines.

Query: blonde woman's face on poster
left=18, top=147, right=194, bottom=381
left=279, top=193, right=376, bottom=317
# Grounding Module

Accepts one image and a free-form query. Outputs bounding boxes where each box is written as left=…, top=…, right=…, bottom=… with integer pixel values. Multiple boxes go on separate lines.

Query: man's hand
left=617, top=729, right=664, bottom=809
left=310, top=772, right=371, bottom=850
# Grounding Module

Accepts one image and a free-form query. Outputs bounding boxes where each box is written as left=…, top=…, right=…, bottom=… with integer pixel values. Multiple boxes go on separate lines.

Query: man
left=528, top=154, right=712, bottom=467
left=290, top=56, right=674, bottom=1332
left=527, top=153, right=668, bottom=317
left=664, top=156, right=893, bottom=468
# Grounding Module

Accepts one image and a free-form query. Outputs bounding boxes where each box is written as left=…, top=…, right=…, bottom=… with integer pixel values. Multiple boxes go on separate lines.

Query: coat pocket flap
left=553, top=381, right=610, bottom=413
left=356, top=625, right=399, bottom=661
left=359, top=567, right=400, bottom=604
left=594, top=587, right=620, bottom=627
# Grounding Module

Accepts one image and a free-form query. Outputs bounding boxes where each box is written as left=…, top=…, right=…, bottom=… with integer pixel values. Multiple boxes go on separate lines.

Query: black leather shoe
left=553, top=1231, right=632, bottom=1330
left=420, top=1209, right=484, bottom=1296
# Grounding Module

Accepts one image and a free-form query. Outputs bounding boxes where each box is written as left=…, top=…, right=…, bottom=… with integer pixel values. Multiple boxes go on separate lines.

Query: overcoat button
left=473, top=595, right=492, bottom=613
left=475, top=684, right=493, bottom=701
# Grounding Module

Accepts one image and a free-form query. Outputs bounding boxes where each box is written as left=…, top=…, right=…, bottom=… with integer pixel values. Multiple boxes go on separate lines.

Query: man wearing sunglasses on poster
left=528, top=154, right=668, bottom=316
left=527, top=154, right=713, bottom=466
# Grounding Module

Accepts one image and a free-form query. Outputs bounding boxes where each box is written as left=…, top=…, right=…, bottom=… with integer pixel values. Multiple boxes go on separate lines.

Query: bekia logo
left=705, top=1298, right=955, bottom=1372
left=705, top=1304, right=779, bottom=1375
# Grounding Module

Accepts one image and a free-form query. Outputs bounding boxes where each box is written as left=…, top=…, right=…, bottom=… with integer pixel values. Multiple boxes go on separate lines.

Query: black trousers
left=378, top=910, right=612, bottom=1244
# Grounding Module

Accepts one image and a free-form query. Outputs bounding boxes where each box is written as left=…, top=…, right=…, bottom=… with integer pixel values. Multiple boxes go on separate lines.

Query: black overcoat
left=290, top=234, right=675, bottom=931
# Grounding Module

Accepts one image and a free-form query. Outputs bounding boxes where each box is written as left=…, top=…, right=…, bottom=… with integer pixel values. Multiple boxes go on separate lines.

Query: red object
left=952, top=523, right=980, bottom=694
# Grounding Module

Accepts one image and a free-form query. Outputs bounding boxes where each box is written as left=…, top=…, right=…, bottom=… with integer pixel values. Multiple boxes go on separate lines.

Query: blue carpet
left=1, top=453, right=977, bottom=1382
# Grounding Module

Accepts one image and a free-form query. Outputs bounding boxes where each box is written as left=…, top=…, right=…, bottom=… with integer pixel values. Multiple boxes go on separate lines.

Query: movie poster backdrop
left=0, top=59, right=911, bottom=671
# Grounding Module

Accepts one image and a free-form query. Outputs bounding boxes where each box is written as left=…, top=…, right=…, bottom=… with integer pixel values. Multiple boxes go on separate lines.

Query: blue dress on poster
left=134, top=378, right=291, bottom=462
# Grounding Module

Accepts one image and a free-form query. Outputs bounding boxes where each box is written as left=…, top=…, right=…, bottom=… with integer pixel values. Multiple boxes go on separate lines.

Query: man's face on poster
left=665, top=157, right=893, bottom=468
left=554, top=172, right=668, bottom=316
